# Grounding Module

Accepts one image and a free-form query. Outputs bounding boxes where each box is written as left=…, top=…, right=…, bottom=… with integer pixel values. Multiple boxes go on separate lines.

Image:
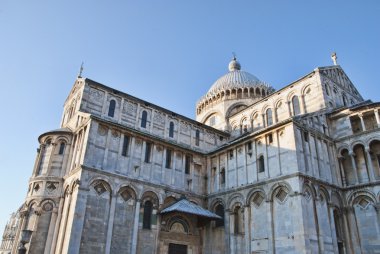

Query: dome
left=204, top=57, right=272, bottom=98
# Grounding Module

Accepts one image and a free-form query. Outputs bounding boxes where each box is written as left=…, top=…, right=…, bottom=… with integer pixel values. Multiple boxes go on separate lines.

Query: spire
left=78, top=62, right=84, bottom=78
left=228, top=53, right=241, bottom=71
left=331, top=52, right=338, bottom=66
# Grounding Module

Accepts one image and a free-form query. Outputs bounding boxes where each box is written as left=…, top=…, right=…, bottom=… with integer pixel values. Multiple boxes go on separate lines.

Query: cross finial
left=331, top=52, right=338, bottom=66
left=78, top=62, right=84, bottom=78
left=232, top=52, right=237, bottom=60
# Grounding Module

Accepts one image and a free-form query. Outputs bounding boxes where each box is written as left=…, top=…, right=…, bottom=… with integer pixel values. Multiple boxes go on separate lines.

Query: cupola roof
left=203, top=57, right=273, bottom=99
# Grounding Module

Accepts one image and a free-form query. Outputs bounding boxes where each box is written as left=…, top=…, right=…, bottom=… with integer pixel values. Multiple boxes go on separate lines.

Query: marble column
left=374, top=109, right=380, bottom=127
left=345, top=206, right=362, bottom=253
left=224, top=209, right=230, bottom=254
left=50, top=196, right=65, bottom=254
left=364, top=146, right=376, bottom=182
left=244, top=205, right=251, bottom=254
left=105, top=194, right=117, bottom=254
left=11, top=210, right=29, bottom=254
left=327, top=204, right=339, bottom=254
left=358, top=113, right=366, bottom=131
left=337, top=156, right=347, bottom=186
left=131, top=199, right=141, bottom=254
left=44, top=207, right=58, bottom=254
left=349, top=152, right=359, bottom=184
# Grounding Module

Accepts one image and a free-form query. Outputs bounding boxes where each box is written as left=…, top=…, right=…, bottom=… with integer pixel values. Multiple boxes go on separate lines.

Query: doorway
left=168, top=243, right=187, bottom=254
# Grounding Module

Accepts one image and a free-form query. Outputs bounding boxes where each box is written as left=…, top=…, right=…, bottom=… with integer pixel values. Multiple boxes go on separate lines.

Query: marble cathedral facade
left=2, top=56, right=380, bottom=254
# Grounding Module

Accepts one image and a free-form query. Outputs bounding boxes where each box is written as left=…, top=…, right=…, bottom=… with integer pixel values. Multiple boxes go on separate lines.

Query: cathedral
left=2, top=54, right=380, bottom=254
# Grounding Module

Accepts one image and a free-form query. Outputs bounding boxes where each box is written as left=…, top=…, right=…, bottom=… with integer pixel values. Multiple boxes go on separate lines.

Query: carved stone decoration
left=135, top=139, right=142, bottom=146
left=357, top=198, right=370, bottom=209
left=98, top=125, right=108, bottom=136
left=180, top=121, right=189, bottom=133
left=170, top=222, right=185, bottom=233
left=275, top=189, right=288, bottom=202
left=252, top=193, right=264, bottom=207
left=153, top=111, right=165, bottom=125
left=94, top=182, right=107, bottom=196
left=42, top=202, right=53, bottom=212
left=33, top=183, right=41, bottom=193
left=304, top=190, right=311, bottom=201
left=120, top=190, right=131, bottom=202
left=46, top=182, right=58, bottom=193
left=205, top=131, right=215, bottom=143
left=90, top=88, right=104, bottom=102
left=111, top=130, right=120, bottom=139
left=123, top=101, right=137, bottom=115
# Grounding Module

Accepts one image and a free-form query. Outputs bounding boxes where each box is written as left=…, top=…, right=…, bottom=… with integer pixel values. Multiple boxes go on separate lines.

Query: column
left=44, top=207, right=58, bottom=254
left=286, top=101, right=292, bottom=117
left=374, top=109, right=380, bottom=127
left=327, top=204, right=339, bottom=254
left=344, top=206, right=362, bottom=253
left=301, top=95, right=307, bottom=114
left=267, top=200, right=274, bottom=253
left=50, top=196, right=65, bottom=254
left=227, top=210, right=234, bottom=254
left=261, top=114, right=266, bottom=128
left=118, top=97, right=124, bottom=124
left=55, top=191, right=72, bottom=254
left=337, top=156, right=347, bottom=186
left=105, top=194, right=117, bottom=254
left=244, top=205, right=251, bottom=254
left=102, top=129, right=111, bottom=169
left=127, top=137, right=136, bottom=175
left=364, top=146, right=376, bottom=182
left=349, top=151, right=359, bottom=184
left=131, top=199, right=141, bottom=254
left=11, top=210, right=28, bottom=254
left=171, top=151, right=176, bottom=185
left=358, top=113, right=366, bottom=131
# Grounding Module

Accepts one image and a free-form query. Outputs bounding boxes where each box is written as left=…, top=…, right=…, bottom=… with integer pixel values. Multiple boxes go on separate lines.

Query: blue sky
left=0, top=1, right=379, bottom=231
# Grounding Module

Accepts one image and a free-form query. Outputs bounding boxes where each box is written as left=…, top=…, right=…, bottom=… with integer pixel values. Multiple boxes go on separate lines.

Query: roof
left=201, top=58, right=273, bottom=100
left=85, top=78, right=229, bottom=137
left=38, top=127, right=72, bottom=142
left=160, top=198, right=221, bottom=219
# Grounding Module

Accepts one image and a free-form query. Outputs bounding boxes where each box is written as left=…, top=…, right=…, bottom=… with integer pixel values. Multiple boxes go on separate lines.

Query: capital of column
left=19, top=210, right=29, bottom=218
left=343, top=206, right=354, bottom=214
left=365, top=146, right=371, bottom=153
left=34, top=208, right=43, bottom=216
left=327, top=202, right=336, bottom=208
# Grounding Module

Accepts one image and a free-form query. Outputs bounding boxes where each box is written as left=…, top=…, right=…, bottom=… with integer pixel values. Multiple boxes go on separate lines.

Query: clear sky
left=0, top=0, right=379, bottom=232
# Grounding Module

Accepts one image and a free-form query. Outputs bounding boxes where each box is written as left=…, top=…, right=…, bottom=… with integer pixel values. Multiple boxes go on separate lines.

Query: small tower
left=331, top=52, right=338, bottom=65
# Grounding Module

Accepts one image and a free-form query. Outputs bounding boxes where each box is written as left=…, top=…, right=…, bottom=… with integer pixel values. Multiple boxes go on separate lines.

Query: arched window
left=141, top=110, right=148, bottom=128
left=233, top=206, right=241, bottom=234
left=292, top=96, right=301, bottom=116
left=333, top=209, right=344, bottom=253
left=143, top=201, right=153, bottom=229
left=258, top=155, right=265, bottom=172
left=169, top=122, right=174, bottom=138
left=266, top=108, right=273, bottom=126
left=342, top=94, right=348, bottom=106
left=58, top=142, right=65, bottom=155
left=215, top=204, right=225, bottom=227
left=165, top=149, right=172, bottom=168
left=108, top=100, right=116, bottom=117
left=195, top=130, right=200, bottom=146
left=220, top=168, right=225, bottom=185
